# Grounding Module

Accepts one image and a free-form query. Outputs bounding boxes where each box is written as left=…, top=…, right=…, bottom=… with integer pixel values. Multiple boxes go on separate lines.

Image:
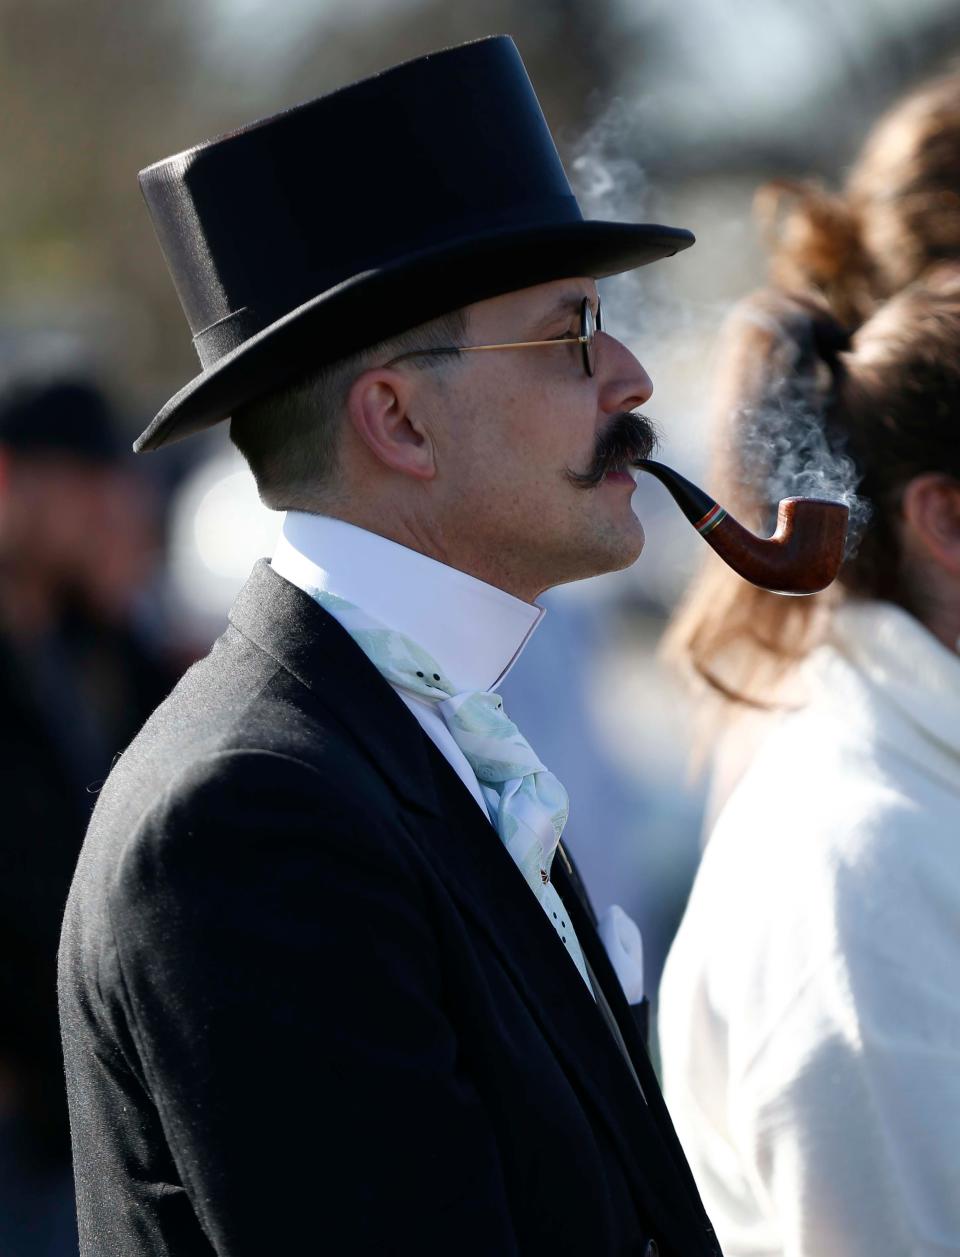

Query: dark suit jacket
left=59, top=560, right=719, bottom=1257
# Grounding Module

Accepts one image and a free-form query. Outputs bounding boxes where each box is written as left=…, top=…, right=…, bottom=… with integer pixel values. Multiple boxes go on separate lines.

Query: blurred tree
left=0, top=0, right=657, bottom=417
left=0, top=0, right=234, bottom=408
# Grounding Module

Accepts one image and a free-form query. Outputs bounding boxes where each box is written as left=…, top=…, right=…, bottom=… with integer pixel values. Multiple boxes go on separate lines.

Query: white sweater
left=659, top=601, right=960, bottom=1257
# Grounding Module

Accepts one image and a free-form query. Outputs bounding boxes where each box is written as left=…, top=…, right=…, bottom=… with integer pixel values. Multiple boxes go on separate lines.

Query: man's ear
left=345, top=366, right=437, bottom=481
left=901, top=473, right=960, bottom=575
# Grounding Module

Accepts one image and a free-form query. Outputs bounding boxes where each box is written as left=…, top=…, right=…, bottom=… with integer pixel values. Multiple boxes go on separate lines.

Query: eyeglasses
left=384, top=296, right=602, bottom=378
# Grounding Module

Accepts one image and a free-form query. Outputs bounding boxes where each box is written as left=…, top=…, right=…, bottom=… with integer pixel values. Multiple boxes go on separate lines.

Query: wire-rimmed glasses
left=384, top=296, right=602, bottom=378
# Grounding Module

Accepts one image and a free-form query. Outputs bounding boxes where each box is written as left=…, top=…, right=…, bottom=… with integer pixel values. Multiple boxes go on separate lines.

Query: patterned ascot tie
left=311, top=590, right=593, bottom=992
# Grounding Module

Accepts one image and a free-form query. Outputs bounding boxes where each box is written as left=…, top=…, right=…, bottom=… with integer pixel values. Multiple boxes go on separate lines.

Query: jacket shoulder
left=92, top=618, right=402, bottom=840
left=61, top=620, right=421, bottom=992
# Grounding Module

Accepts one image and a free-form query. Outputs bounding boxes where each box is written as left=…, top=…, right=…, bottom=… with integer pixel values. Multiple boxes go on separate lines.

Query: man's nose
left=598, top=334, right=653, bottom=413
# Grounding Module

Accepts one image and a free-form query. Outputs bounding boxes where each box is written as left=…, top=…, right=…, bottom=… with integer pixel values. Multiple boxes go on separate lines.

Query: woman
left=669, top=68, right=960, bottom=819
left=658, top=75, right=960, bottom=1257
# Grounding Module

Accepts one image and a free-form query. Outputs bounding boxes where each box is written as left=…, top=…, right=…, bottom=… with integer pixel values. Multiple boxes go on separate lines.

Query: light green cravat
left=311, top=589, right=592, bottom=992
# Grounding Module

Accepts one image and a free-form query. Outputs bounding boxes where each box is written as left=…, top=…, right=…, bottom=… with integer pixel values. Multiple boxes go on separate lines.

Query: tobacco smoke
left=726, top=303, right=871, bottom=558
left=569, top=95, right=667, bottom=351
left=570, top=102, right=872, bottom=564
left=734, top=400, right=871, bottom=560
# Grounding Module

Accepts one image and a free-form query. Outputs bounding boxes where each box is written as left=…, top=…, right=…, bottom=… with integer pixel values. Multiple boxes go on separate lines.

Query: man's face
left=420, top=277, right=655, bottom=601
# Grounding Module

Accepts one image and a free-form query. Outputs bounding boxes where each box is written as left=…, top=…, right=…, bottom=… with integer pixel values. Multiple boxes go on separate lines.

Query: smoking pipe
left=636, top=459, right=849, bottom=595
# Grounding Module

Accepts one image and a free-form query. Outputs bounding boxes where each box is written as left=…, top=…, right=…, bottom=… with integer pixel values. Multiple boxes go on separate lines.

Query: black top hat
left=135, top=35, right=694, bottom=453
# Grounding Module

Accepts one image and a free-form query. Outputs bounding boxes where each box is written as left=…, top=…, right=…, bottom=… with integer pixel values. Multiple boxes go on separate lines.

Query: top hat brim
left=134, top=219, right=694, bottom=453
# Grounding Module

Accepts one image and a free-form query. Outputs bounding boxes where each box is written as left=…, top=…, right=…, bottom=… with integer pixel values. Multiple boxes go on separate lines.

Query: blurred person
left=657, top=76, right=960, bottom=1251
left=757, top=68, right=960, bottom=330
left=58, top=36, right=722, bottom=1257
left=0, top=374, right=175, bottom=1256
left=670, top=66, right=960, bottom=823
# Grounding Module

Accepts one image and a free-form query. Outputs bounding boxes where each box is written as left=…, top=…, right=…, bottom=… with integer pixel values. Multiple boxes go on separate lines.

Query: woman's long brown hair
left=664, top=272, right=960, bottom=717
left=664, top=70, right=960, bottom=727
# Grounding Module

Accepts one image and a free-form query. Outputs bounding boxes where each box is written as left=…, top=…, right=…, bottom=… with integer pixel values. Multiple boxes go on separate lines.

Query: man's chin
left=612, top=523, right=645, bottom=571
left=580, top=521, right=646, bottom=580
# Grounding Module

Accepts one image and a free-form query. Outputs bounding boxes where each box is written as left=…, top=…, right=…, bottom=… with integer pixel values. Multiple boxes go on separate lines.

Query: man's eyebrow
left=531, top=292, right=595, bottom=334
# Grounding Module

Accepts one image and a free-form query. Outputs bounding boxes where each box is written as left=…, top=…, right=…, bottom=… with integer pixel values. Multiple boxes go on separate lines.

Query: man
left=59, top=36, right=720, bottom=1256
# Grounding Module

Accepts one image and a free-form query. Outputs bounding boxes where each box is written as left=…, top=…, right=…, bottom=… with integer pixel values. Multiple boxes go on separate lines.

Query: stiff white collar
left=271, top=512, right=544, bottom=692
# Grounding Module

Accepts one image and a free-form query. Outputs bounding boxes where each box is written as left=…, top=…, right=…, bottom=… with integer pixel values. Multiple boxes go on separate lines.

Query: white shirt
left=659, top=601, right=960, bottom=1257
left=271, top=511, right=645, bottom=1003
left=271, top=511, right=542, bottom=818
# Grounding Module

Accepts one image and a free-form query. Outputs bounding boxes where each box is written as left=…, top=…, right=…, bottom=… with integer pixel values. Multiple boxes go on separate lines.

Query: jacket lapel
left=420, top=745, right=715, bottom=1253
left=229, top=560, right=444, bottom=818
left=553, top=856, right=718, bottom=1248
left=229, top=561, right=715, bottom=1254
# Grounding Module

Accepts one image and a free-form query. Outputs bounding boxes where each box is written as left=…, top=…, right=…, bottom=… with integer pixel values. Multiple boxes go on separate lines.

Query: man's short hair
left=230, top=307, right=467, bottom=510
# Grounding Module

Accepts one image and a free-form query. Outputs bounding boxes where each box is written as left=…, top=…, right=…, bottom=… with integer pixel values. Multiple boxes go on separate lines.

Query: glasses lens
left=581, top=299, right=597, bottom=377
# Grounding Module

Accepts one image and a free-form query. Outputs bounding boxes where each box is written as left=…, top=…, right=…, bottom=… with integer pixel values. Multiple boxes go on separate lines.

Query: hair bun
left=755, top=179, right=872, bottom=325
